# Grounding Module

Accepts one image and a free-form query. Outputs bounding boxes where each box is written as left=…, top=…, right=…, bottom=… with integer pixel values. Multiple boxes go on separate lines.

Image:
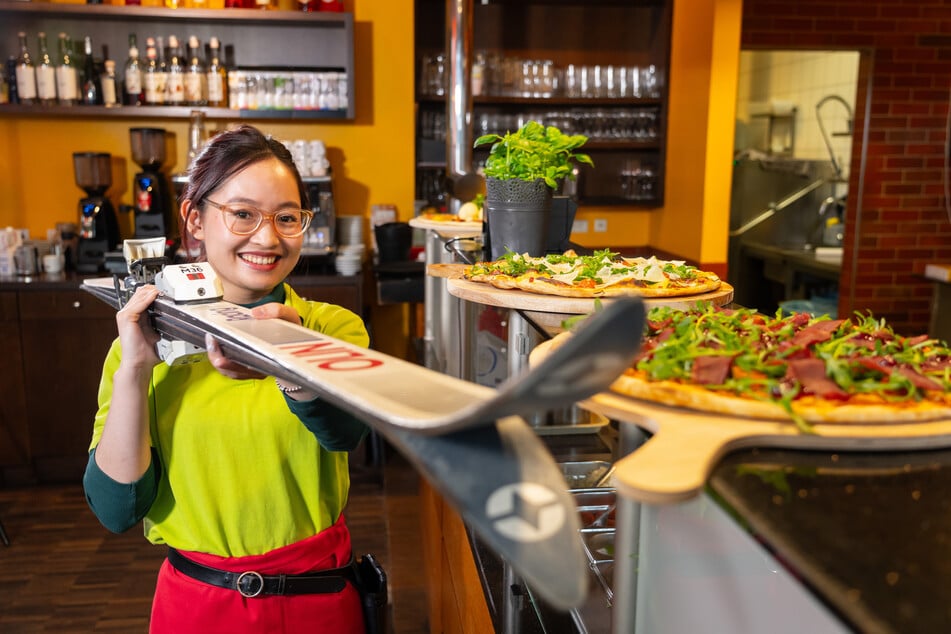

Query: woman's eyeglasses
left=205, top=200, right=314, bottom=238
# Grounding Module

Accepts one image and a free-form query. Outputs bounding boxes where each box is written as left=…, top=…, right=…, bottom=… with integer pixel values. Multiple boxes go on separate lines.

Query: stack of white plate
left=336, top=215, right=364, bottom=247
left=335, top=244, right=364, bottom=276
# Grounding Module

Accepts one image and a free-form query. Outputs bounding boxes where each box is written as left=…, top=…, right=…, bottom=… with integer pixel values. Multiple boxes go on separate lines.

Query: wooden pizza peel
left=445, top=275, right=734, bottom=315
left=532, top=335, right=951, bottom=506
left=408, top=217, right=483, bottom=238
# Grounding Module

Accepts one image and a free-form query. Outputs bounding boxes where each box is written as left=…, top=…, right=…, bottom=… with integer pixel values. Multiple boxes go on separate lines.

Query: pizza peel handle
left=586, top=392, right=804, bottom=505
left=467, top=296, right=647, bottom=423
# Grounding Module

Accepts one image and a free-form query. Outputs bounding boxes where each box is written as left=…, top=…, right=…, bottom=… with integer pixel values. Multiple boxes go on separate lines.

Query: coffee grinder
left=73, top=152, right=120, bottom=273
left=130, top=127, right=173, bottom=242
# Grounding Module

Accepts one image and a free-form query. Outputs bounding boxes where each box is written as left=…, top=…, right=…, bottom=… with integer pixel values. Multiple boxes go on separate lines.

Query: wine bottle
left=124, top=34, right=144, bottom=106
left=14, top=31, right=38, bottom=105
left=184, top=35, right=207, bottom=106
left=81, top=36, right=102, bottom=106
left=35, top=32, right=57, bottom=106
left=101, top=59, right=119, bottom=108
left=143, top=37, right=164, bottom=105
left=165, top=35, right=185, bottom=105
left=55, top=33, right=79, bottom=106
left=205, top=36, right=228, bottom=108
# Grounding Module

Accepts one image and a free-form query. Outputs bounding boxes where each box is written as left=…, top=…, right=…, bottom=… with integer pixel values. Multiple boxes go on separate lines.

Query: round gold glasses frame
left=204, top=200, right=314, bottom=238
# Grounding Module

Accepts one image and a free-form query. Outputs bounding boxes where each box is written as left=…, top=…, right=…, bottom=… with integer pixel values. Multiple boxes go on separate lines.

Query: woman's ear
left=182, top=201, right=205, bottom=242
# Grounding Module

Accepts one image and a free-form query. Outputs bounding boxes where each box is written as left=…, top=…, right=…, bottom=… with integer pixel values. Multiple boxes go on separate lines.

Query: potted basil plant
left=474, top=120, right=592, bottom=259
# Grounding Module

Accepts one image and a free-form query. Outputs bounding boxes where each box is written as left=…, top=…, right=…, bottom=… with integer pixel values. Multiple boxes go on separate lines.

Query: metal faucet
left=816, top=95, right=854, bottom=179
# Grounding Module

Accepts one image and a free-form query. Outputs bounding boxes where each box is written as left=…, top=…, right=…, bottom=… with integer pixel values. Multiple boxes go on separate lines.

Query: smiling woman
left=83, top=125, right=374, bottom=634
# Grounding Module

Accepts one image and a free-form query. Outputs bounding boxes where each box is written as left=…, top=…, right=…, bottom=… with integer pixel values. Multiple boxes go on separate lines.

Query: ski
left=81, top=264, right=645, bottom=609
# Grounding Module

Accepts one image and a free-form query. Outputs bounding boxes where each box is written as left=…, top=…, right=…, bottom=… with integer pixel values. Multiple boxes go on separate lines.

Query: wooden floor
left=0, top=448, right=429, bottom=633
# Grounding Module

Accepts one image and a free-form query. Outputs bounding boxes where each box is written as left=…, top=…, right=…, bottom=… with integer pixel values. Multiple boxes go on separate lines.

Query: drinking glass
left=592, top=65, right=604, bottom=98
left=605, top=65, right=617, bottom=98
left=641, top=65, right=659, bottom=98
left=627, top=66, right=641, bottom=98
left=564, top=64, right=580, bottom=98
left=520, top=60, right=534, bottom=97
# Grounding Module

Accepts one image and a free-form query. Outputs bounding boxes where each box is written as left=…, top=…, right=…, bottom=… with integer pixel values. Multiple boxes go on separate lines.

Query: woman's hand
left=116, top=285, right=162, bottom=371
left=205, top=302, right=304, bottom=382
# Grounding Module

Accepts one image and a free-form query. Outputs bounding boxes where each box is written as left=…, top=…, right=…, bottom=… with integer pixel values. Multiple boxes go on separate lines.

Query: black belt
left=167, top=547, right=357, bottom=598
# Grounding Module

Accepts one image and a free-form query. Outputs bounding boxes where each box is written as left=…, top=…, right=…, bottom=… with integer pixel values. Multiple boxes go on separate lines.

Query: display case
left=414, top=0, right=672, bottom=207
left=0, top=1, right=354, bottom=120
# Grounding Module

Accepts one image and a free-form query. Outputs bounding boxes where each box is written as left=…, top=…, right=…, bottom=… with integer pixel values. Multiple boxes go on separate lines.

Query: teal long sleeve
left=83, top=447, right=162, bottom=534
left=285, top=395, right=368, bottom=452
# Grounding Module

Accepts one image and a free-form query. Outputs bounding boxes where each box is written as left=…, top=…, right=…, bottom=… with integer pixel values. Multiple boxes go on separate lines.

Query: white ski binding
left=115, top=238, right=224, bottom=366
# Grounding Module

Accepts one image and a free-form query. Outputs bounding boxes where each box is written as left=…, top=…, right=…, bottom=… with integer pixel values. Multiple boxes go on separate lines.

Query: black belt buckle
left=236, top=570, right=265, bottom=598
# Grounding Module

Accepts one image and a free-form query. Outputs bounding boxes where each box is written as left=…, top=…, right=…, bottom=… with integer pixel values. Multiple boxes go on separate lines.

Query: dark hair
left=180, top=125, right=309, bottom=250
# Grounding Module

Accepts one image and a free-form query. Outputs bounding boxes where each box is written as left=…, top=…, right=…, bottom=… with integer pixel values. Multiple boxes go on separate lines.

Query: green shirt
left=83, top=283, right=369, bottom=557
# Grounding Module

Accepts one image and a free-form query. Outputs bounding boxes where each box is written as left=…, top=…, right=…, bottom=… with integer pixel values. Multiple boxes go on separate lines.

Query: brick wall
left=743, top=0, right=951, bottom=335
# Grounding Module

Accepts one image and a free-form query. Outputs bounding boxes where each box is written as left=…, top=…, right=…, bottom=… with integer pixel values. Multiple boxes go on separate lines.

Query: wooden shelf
left=0, top=2, right=350, bottom=27
left=0, top=1, right=355, bottom=120
left=0, top=104, right=350, bottom=121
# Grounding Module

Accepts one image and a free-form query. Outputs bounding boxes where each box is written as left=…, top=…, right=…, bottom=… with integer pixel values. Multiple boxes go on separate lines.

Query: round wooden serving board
left=531, top=335, right=951, bottom=506
left=408, top=216, right=483, bottom=238
left=447, top=275, right=734, bottom=315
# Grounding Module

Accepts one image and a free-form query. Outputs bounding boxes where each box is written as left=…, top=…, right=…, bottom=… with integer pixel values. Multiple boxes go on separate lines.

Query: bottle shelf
left=0, top=104, right=349, bottom=120
left=0, top=0, right=355, bottom=120
left=0, top=2, right=350, bottom=27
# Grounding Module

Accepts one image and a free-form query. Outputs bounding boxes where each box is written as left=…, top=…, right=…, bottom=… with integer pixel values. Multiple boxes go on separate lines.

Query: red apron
left=149, top=516, right=365, bottom=633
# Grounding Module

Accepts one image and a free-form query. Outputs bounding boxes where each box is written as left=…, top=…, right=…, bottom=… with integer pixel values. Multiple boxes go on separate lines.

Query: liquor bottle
left=55, top=33, right=79, bottom=106
left=318, top=0, right=344, bottom=11
left=184, top=35, right=207, bottom=106
left=124, top=34, right=144, bottom=106
left=296, top=0, right=316, bottom=12
left=81, top=36, right=102, bottom=106
left=0, top=69, right=8, bottom=105
left=35, top=32, right=57, bottom=105
left=6, top=57, right=19, bottom=104
left=254, top=0, right=276, bottom=9
left=165, top=35, right=185, bottom=105
left=14, top=31, right=38, bottom=105
left=101, top=59, right=119, bottom=107
left=155, top=36, right=169, bottom=102
left=205, top=36, right=228, bottom=107
left=143, top=37, right=164, bottom=105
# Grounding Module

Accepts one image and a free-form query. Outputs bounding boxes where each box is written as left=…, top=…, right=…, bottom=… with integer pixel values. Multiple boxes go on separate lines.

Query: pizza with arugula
left=611, top=303, right=951, bottom=430
left=464, top=249, right=722, bottom=298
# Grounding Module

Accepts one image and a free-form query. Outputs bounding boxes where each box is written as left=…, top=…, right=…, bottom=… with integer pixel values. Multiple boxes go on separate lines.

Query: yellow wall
left=1, top=0, right=739, bottom=271
left=648, top=0, right=739, bottom=267
left=0, top=1, right=417, bottom=240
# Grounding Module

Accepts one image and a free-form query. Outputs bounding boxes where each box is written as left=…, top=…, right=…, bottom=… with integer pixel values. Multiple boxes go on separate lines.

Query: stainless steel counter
left=733, top=240, right=841, bottom=312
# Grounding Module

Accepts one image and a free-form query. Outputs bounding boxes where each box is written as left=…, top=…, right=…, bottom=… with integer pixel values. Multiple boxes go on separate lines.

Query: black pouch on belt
left=353, top=553, right=388, bottom=634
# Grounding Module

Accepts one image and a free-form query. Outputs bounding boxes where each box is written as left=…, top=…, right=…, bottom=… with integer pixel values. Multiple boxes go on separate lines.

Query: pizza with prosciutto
left=464, top=249, right=722, bottom=298
left=610, top=303, right=951, bottom=430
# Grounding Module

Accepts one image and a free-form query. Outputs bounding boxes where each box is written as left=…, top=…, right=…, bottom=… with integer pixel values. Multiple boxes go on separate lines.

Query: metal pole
left=446, top=0, right=473, bottom=215
left=613, top=423, right=648, bottom=633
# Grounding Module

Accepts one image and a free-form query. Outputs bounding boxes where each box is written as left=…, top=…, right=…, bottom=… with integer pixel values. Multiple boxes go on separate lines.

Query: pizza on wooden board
left=464, top=249, right=722, bottom=298
left=606, top=303, right=951, bottom=430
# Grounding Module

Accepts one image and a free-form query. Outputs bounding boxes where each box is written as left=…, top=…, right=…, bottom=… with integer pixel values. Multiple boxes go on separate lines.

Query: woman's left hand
left=205, top=303, right=302, bottom=381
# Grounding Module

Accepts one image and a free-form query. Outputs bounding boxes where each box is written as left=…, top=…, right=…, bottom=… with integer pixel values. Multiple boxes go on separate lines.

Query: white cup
left=42, top=253, right=64, bottom=274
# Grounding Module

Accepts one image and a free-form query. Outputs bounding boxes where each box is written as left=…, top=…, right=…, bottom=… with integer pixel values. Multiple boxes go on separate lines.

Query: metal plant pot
left=484, top=178, right=553, bottom=259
